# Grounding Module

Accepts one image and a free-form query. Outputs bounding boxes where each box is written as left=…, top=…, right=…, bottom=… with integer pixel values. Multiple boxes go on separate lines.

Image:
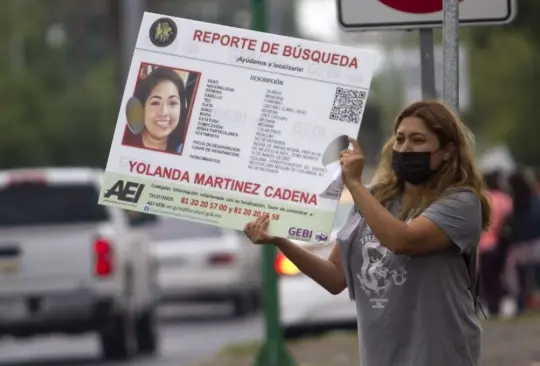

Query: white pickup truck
left=0, top=167, right=159, bottom=361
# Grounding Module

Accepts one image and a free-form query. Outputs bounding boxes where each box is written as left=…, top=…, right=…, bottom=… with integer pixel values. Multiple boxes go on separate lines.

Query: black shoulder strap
left=462, top=252, right=487, bottom=319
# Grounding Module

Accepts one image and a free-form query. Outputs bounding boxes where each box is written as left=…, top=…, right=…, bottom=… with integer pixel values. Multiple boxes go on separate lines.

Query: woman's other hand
left=243, top=213, right=276, bottom=245
left=340, top=136, right=365, bottom=187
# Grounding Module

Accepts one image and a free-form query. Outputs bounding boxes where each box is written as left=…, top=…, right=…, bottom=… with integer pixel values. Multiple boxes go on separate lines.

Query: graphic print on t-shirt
left=355, top=233, right=408, bottom=309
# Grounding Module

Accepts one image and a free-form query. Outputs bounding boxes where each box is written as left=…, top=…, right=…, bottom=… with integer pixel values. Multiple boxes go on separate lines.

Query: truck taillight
left=208, top=252, right=235, bottom=265
left=274, top=251, right=300, bottom=276
left=94, top=238, right=114, bottom=277
left=8, top=172, right=46, bottom=185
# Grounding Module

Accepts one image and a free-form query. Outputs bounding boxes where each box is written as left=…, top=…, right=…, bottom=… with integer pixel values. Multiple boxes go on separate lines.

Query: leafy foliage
left=0, top=0, right=117, bottom=169
left=464, top=0, right=540, bottom=166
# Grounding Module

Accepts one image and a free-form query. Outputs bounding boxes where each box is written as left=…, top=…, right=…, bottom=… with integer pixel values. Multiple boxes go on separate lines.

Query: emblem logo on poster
left=149, top=18, right=177, bottom=47
left=104, top=180, right=145, bottom=204
left=315, top=232, right=329, bottom=243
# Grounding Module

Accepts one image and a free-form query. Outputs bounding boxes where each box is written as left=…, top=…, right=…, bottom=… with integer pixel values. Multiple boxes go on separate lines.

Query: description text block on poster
left=98, top=12, right=378, bottom=243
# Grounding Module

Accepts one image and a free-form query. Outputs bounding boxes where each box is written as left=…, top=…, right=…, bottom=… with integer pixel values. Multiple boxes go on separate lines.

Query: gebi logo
left=149, top=18, right=177, bottom=47
left=104, top=180, right=145, bottom=204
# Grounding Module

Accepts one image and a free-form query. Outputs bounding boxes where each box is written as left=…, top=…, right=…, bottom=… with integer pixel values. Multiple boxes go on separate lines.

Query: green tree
left=0, top=0, right=117, bottom=169
left=464, top=0, right=540, bottom=166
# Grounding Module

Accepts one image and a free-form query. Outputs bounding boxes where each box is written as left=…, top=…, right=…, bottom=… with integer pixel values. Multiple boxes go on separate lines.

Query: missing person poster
left=98, top=12, right=378, bottom=243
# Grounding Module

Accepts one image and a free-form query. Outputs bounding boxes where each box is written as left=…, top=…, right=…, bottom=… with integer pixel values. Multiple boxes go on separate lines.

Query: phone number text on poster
left=146, top=198, right=281, bottom=221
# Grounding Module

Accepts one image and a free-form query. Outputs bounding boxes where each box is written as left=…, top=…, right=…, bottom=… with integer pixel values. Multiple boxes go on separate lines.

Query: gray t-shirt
left=337, top=187, right=482, bottom=366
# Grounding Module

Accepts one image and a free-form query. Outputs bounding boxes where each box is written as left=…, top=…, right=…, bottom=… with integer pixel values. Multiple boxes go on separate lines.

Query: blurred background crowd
left=480, top=168, right=540, bottom=319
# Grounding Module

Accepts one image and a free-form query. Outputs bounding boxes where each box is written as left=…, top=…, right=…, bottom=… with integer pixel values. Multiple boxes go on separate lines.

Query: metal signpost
left=337, top=0, right=517, bottom=109
left=442, top=0, right=460, bottom=111
left=398, top=45, right=471, bottom=109
left=249, top=3, right=298, bottom=366
left=119, top=0, right=145, bottom=96
left=419, top=29, right=436, bottom=99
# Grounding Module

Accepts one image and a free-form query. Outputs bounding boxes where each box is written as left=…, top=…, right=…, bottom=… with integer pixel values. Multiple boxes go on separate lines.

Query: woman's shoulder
left=426, top=186, right=482, bottom=217
left=422, top=187, right=483, bottom=242
left=441, top=186, right=480, bottom=201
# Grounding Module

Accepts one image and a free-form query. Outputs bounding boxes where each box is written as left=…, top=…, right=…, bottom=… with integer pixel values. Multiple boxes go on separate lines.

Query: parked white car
left=0, top=167, right=159, bottom=361
left=277, top=190, right=357, bottom=338
left=149, top=217, right=261, bottom=317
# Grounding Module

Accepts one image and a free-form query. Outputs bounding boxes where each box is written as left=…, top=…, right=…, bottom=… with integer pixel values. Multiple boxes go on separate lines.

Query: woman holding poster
left=244, top=100, right=490, bottom=366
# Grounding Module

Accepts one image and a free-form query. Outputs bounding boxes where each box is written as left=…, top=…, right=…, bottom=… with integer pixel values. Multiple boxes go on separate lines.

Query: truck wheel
left=99, top=312, right=136, bottom=361
left=136, top=308, right=158, bottom=355
left=250, top=289, right=261, bottom=311
left=232, top=292, right=255, bottom=318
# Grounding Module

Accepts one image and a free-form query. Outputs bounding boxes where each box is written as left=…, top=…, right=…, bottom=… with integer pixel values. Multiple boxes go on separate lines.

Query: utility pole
left=119, top=0, right=145, bottom=91
left=9, top=0, right=25, bottom=75
left=250, top=1, right=298, bottom=365
left=267, top=0, right=284, bottom=35
left=419, top=29, right=436, bottom=100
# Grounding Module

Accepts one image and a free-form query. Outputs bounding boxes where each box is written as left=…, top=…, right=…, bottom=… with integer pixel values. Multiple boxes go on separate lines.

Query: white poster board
left=98, top=12, right=378, bottom=243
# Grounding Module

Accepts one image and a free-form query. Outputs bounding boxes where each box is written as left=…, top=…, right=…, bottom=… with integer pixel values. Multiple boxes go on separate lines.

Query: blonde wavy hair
left=370, top=100, right=491, bottom=230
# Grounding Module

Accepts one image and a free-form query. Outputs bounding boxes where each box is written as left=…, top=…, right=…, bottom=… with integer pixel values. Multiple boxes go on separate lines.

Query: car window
left=144, top=217, right=223, bottom=241
left=0, top=182, right=109, bottom=227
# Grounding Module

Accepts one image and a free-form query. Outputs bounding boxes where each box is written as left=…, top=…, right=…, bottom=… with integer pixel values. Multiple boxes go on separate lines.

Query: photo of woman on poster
left=122, top=64, right=200, bottom=155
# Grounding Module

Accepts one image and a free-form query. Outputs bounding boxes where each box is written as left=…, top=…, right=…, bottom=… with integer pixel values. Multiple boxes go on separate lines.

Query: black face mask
left=391, top=150, right=440, bottom=185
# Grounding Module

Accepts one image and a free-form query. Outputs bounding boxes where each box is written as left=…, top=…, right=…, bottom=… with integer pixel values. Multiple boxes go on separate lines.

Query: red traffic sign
left=338, top=0, right=517, bottom=31
left=379, top=0, right=463, bottom=15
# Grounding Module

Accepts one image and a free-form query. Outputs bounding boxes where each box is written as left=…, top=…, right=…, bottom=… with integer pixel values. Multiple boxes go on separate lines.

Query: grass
left=190, top=311, right=540, bottom=366
left=221, top=340, right=261, bottom=357
left=190, top=331, right=359, bottom=366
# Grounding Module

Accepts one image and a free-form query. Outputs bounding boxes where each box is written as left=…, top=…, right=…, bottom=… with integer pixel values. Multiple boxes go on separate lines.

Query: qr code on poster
left=329, top=87, right=367, bottom=124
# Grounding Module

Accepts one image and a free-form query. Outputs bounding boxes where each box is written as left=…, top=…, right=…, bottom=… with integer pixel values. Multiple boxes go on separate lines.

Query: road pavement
left=0, top=304, right=263, bottom=366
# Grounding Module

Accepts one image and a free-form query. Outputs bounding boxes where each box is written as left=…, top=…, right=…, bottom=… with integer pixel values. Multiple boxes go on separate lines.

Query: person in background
left=479, top=170, right=513, bottom=316
left=531, top=168, right=540, bottom=306
left=531, top=168, right=540, bottom=195
left=502, top=169, right=540, bottom=315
